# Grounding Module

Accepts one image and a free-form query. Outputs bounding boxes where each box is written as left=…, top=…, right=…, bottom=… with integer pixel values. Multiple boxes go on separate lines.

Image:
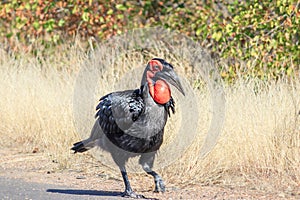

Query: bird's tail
left=71, top=137, right=99, bottom=153
left=71, top=141, right=89, bottom=153
left=71, top=119, right=102, bottom=153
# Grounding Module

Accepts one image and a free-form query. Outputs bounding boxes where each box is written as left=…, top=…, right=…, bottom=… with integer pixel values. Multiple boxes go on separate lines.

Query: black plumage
left=71, top=58, right=184, bottom=198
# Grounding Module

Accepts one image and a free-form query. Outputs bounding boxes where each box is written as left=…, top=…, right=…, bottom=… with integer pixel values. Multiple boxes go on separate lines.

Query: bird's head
left=141, top=58, right=185, bottom=104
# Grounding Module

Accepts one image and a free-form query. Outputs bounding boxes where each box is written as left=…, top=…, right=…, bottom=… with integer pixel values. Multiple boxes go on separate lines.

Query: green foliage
left=0, top=0, right=128, bottom=44
left=150, top=0, right=299, bottom=81
left=0, top=0, right=299, bottom=81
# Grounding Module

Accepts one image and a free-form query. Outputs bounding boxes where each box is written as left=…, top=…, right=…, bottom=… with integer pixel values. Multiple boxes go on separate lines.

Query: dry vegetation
left=0, top=40, right=299, bottom=198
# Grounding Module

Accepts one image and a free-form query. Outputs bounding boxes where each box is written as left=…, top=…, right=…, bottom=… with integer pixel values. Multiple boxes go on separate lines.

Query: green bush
left=0, top=0, right=299, bottom=81
left=150, top=1, right=299, bottom=81
left=0, top=0, right=128, bottom=44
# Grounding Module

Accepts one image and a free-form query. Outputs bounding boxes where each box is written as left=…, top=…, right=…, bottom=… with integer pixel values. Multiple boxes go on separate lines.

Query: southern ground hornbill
left=71, top=58, right=185, bottom=198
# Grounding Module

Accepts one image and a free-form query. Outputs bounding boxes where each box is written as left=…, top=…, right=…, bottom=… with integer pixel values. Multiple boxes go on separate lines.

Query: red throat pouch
left=152, top=80, right=171, bottom=104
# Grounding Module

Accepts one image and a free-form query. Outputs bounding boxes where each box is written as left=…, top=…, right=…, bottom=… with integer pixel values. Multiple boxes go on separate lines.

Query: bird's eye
left=149, top=59, right=163, bottom=72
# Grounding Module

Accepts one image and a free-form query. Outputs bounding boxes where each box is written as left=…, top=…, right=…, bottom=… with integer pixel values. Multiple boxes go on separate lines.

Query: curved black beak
left=157, top=69, right=185, bottom=96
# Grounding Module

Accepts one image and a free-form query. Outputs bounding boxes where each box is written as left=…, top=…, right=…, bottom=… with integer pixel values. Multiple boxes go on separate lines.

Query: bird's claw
left=122, top=190, right=145, bottom=199
left=154, top=178, right=165, bottom=193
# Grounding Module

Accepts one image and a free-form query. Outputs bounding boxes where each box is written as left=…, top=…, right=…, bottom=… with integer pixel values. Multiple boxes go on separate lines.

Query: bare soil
left=0, top=148, right=298, bottom=200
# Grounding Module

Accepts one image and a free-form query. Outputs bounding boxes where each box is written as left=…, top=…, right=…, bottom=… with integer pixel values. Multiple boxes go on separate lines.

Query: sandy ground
left=0, top=148, right=299, bottom=200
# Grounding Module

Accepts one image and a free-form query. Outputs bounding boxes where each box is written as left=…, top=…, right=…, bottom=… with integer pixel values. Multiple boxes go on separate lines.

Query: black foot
left=154, top=177, right=165, bottom=193
left=122, top=190, right=145, bottom=199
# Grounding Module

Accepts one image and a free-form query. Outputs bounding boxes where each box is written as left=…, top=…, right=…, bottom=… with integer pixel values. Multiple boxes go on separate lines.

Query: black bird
left=71, top=58, right=185, bottom=198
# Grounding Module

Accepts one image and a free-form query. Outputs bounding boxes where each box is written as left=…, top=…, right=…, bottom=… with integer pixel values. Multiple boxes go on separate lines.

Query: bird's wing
left=95, top=89, right=145, bottom=135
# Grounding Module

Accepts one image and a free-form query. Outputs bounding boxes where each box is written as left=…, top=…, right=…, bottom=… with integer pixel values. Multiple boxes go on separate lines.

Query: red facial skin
left=146, top=60, right=171, bottom=104
left=149, top=60, right=163, bottom=72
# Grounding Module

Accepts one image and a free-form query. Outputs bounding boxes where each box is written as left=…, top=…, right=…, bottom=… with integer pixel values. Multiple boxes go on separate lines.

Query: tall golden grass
left=0, top=41, right=299, bottom=194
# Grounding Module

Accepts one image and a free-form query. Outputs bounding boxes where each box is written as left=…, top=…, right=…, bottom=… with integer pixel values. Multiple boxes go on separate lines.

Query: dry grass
left=0, top=40, right=299, bottom=196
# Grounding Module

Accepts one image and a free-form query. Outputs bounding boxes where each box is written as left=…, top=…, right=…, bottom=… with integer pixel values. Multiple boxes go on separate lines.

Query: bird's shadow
left=46, top=189, right=159, bottom=199
left=46, top=188, right=122, bottom=197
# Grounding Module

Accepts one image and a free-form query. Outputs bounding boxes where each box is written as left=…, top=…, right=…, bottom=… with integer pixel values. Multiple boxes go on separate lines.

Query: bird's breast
left=124, top=97, right=167, bottom=140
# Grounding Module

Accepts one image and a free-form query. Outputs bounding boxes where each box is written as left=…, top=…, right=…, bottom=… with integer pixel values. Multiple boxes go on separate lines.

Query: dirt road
left=0, top=148, right=298, bottom=199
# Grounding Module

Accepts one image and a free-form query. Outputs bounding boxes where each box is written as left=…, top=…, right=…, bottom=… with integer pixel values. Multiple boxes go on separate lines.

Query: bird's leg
left=120, top=166, right=145, bottom=199
left=139, top=154, right=165, bottom=193
left=143, top=165, right=165, bottom=193
left=120, top=168, right=133, bottom=195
